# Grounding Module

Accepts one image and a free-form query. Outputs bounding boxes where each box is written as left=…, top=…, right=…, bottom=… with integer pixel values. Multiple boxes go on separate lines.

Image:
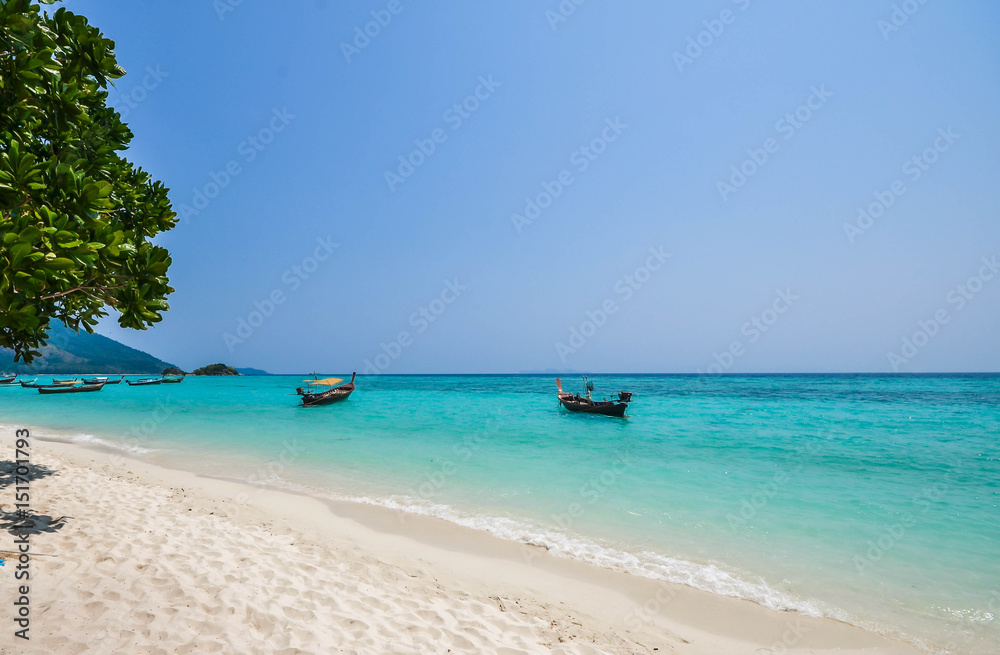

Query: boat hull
left=301, top=388, right=353, bottom=407
left=83, top=376, right=124, bottom=385
left=127, top=379, right=162, bottom=386
left=38, top=383, right=105, bottom=395
left=559, top=398, right=628, bottom=417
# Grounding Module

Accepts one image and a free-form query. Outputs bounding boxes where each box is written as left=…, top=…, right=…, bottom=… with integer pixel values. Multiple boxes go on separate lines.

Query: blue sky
left=63, top=0, right=999, bottom=374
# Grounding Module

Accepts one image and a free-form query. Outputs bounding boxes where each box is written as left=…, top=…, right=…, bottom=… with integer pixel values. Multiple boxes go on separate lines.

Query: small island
left=162, top=367, right=187, bottom=376
left=191, top=363, right=240, bottom=376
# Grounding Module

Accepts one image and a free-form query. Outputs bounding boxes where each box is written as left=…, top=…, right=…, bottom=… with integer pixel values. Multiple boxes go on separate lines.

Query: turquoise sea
left=1, top=374, right=997, bottom=653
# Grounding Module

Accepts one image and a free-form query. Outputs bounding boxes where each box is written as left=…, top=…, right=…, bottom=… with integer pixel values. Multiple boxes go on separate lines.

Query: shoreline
left=0, top=429, right=924, bottom=654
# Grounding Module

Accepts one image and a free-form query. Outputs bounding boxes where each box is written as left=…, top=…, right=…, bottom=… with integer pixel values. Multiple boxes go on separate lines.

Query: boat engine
left=617, top=391, right=632, bottom=403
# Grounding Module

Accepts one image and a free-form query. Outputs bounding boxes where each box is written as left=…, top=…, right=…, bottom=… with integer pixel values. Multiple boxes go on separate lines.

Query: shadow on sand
left=0, top=460, right=71, bottom=535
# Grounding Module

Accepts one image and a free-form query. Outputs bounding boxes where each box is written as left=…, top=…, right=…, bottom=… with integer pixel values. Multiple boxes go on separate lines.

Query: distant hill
left=192, top=363, right=239, bottom=376
left=0, top=323, right=175, bottom=374
left=236, top=367, right=271, bottom=376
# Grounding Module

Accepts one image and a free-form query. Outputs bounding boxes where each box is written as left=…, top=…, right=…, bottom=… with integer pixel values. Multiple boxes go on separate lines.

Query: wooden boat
left=297, top=372, right=355, bottom=407
left=0, top=375, right=16, bottom=384
left=556, top=377, right=632, bottom=417
left=38, top=382, right=105, bottom=395
left=82, top=375, right=124, bottom=385
left=126, top=378, right=162, bottom=386
left=23, top=378, right=82, bottom=389
left=18, top=379, right=38, bottom=388
left=161, top=375, right=185, bottom=383
left=52, top=377, right=78, bottom=384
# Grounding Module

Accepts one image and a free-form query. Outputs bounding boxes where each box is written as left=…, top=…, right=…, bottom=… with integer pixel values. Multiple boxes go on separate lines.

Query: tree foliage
left=0, top=0, right=176, bottom=363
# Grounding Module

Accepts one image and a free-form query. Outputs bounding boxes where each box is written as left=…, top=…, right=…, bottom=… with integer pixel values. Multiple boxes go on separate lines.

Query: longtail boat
left=556, top=377, right=632, bottom=418
left=127, top=378, right=162, bottom=386
left=22, top=379, right=82, bottom=389
left=18, top=379, right=38, bottom=388
left=52, top=377, right=78, bottom=384
left=82, top=375, right=125, bottom=385
left=38, top=382, right=105, bottom=395
left=297, top=372, right=356, bottom=407
left=161, top=375, right=185, bottom=383
left=0, top=375, right=16, bottom=384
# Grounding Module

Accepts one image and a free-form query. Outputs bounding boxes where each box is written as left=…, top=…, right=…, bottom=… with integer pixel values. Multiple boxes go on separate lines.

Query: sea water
left=1, top=374, right=997, bottom=653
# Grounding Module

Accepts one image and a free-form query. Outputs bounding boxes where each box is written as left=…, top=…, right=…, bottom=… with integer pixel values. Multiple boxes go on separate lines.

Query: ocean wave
left=223, top=471, right=840, bottom=618
left=65, top=432, right=153, bottom=454
left=328, top=490, right=837, bottom=618
left=0, top=423, right=153, bottom=455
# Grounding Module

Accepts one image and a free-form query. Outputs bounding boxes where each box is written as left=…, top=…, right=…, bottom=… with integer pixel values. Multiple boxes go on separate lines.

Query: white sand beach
left=0, top=432, right=922, bottom=655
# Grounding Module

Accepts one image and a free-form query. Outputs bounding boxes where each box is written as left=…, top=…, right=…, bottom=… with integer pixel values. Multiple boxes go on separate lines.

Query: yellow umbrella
left=304, top=377, right=344, bottom=387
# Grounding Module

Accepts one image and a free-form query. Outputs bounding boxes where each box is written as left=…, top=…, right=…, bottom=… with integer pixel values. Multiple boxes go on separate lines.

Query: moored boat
left=0, top=375, right=16, bottom=384
left=81, top=375, right=124, bottom=385
left=161, top=375, right=185, bottom=383
left=18, top=379, right=38, bottom=388
left=556, top=377, right=632, bottom=417
left=297, top=372, right=356, bottom=407
left=126, top=378, right=162, bottom=386
left=38, top=382, right=105, bottom=395
left=23, top=378, right=82, bottom=389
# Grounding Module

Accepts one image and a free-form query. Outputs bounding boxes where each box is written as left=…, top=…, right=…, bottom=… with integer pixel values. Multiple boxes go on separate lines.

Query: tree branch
left=39, top=284, right=119, bottom=301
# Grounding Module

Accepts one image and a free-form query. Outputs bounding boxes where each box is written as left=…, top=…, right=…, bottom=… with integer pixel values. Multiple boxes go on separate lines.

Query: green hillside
left=0, top=323, right=175, bottom=374
left=192, top=363, right=239, bottom=376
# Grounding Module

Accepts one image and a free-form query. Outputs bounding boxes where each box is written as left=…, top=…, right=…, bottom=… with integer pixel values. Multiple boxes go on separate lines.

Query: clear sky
left=64, top=0, right=999, bottom=374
